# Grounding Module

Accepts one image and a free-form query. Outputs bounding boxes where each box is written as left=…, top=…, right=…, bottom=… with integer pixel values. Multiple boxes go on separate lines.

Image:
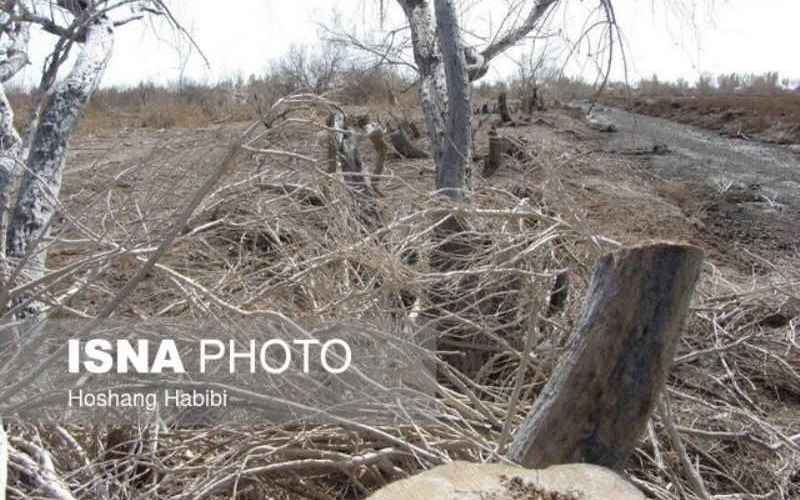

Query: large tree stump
left=509, top=242, right=704, bottom=469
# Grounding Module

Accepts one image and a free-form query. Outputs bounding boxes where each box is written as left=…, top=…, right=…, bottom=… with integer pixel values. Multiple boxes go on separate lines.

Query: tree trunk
left=509, top=242, right=704, bottom=469
left=396, top=0, right=449, bottom=172
left=433, top=0, right=472, bottom=200
left=0, top=87, right=24, bottom=293
left=5, top=15, right=114, bottom=319
left=0, top=7, right=31, bottom=307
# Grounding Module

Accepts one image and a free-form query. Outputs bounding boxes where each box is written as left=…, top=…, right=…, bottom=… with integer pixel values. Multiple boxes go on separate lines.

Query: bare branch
left=481, top=0, right=560, bottom=67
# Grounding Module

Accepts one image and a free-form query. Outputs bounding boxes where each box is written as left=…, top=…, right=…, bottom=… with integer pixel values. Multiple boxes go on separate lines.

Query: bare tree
left=393, top=0, right=560, bottom=200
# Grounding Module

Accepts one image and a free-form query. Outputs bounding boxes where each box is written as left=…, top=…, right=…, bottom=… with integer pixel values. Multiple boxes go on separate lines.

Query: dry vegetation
left=601, top=72, right=800, bottom=145
left=606, top=94, right=800, bottom=145
left=3, top=81, right=798, bottom=499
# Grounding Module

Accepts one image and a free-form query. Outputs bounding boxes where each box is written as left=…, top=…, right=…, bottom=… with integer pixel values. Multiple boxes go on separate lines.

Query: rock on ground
left=367, top=461, right=645, bottom=500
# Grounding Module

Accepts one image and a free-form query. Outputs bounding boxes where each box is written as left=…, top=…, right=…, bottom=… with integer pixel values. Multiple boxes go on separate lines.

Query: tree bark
left=0, top=87, right=24, bottom=288
left=0, top=6, right=31, bottom=296
left=509, top=242, right=704, bottom=469
left=433, top=0, right=472, bottom=200
left=5, top=14, right=114, bottom=319
left=395, top=0, right=448, bottom=171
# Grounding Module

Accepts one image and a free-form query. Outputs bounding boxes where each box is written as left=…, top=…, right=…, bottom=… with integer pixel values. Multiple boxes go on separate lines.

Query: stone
left=367, top=461, right=646, bottom=500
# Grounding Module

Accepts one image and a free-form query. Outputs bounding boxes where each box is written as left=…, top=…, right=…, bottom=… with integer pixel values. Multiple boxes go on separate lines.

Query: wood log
left=509, top=242, right=704, bottom=469
left=387, top=128, right=430, bottom=159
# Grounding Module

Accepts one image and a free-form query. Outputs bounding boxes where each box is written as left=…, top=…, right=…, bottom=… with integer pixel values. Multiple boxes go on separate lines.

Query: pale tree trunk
left=5, top=14, right=114, bottom=319
left=396, top=0, right=450, bottom=187
left=0, top=5, right=31, bottom=300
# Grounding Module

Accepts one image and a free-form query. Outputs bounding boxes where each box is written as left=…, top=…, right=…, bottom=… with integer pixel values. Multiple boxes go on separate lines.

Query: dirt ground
left=604, top=94, right=800, bottom=145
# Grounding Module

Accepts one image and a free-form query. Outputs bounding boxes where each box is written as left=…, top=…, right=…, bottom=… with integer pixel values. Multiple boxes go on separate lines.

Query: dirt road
left=591, top=105, right=800, bottom=209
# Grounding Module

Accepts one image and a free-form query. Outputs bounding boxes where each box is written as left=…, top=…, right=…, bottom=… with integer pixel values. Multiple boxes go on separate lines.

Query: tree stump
left=482, top=129, right=529, bottom=178
left=498, top=92, right=513, bottom=124
left=509, top=242, right=704, bottom=469
left=483, top=128, right=508, bottom=177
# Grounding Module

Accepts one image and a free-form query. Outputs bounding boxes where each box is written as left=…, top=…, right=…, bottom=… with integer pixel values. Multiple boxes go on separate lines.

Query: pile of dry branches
left=1, top=95, right=797, bottom=499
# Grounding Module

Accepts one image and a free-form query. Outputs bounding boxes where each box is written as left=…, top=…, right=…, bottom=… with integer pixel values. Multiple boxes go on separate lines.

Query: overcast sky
left=15, top=0, right=799, bottom=88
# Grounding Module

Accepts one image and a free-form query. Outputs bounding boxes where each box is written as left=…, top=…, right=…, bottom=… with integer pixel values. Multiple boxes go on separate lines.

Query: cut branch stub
left=509, top=242, right=704, bottom=469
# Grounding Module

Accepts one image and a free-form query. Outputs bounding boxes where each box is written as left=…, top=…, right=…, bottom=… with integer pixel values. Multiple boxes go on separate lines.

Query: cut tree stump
left=483, top=129, right=508, bottom=177
left=509, top=242, right=704, bottom=469
left=482, top=129, right=531, bottom=178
